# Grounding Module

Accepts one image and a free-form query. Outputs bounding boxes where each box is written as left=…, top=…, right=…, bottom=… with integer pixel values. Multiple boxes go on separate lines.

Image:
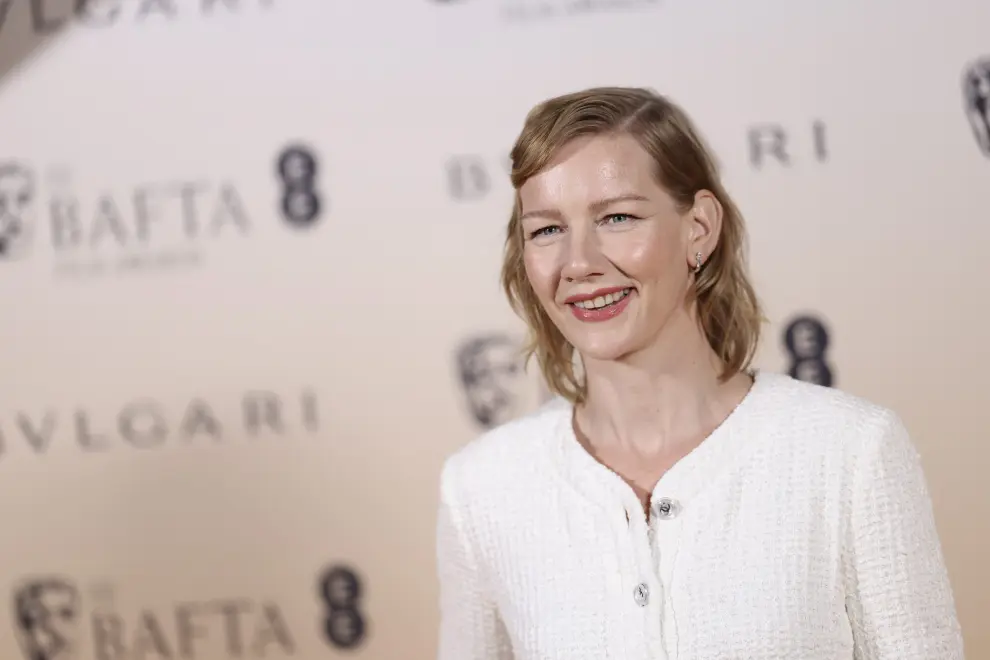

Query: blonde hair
left=500, top=86, right=764, bottom=403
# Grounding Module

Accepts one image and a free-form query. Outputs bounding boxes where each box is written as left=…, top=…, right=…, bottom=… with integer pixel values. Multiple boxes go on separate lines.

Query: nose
left=560, top=227, right=604, bottom=283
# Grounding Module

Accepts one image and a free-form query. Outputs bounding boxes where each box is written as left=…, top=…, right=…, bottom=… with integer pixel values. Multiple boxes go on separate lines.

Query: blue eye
left=604, top=213, right=633, bottom=224
left=529, top=226, right=560, bottom=239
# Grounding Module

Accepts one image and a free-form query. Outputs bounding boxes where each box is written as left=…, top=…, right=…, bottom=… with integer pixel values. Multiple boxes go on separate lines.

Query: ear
left=685, top=190, right=723, bottom=271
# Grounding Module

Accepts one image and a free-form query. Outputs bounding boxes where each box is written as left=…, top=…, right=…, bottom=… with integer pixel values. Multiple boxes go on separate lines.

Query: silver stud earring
left=693, top=251, right=703, bottom=274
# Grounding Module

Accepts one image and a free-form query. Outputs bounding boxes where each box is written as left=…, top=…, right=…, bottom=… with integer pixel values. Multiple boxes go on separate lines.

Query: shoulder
left=754, top=371, right=913, bottom=456
left=439, top=397, right=570, bottom=509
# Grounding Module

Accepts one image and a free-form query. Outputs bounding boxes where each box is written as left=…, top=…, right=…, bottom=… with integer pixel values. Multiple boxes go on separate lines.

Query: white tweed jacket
left=435, top=371, right=964, bottom=659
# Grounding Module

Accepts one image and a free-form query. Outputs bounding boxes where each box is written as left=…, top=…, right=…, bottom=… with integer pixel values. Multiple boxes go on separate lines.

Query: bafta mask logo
left=455, top=333, right=530, bottom=428
left=0, top=163, right=36, bottom=259
left=12, top=578, right=81, bottom=660
left=783, top=315, right=833, bottom=387
left=964, top=57, right=990, bottom=157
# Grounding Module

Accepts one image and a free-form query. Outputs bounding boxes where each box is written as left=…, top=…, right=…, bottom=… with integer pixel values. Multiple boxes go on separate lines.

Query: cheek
left=523, top=247, right=559, bottom=301
left=608, top=226, right=682, bottom=281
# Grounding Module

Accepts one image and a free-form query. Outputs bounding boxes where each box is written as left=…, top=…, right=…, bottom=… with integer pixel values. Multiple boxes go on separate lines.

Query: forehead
left=518, top=133, right=659, bottom=209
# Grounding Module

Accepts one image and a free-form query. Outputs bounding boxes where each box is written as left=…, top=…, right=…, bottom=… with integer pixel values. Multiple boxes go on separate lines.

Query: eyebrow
left=519, top=194, right=651, bottom=223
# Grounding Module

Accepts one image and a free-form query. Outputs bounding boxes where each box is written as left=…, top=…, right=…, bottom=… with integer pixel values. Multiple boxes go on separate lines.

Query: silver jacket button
left=633, top=583, right=650, bottom=607
left=654, top=497, right=680, bottom=520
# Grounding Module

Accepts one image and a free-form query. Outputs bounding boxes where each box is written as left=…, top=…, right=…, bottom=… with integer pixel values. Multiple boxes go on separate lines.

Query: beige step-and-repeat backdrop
left=0, top=0, right=987, bottom=657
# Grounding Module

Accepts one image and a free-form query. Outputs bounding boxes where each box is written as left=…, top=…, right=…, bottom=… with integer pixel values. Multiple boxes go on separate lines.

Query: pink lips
left=565, top=287, right=633, bottom=322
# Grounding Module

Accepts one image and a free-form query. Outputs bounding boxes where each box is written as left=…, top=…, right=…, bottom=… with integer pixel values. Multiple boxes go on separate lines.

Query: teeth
left=574, top=288, right=630, bottom=310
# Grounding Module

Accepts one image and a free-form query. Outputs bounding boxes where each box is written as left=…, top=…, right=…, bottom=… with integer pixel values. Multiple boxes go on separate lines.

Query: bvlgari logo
left=0, top=0, right=275, bottom=39
left=447, top=119, right=830, bottom=200
left=0, top=389, right=319, bottom=459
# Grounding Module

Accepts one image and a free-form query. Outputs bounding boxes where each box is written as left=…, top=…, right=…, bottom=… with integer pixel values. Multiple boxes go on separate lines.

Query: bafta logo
left=12, top=578, right=81, bottom=660
left=455, top=334, right=528, bottom=428
left=454, top=332, right=557, bottom=429
left=963, top=56, right=990, bottom=157
left=0, top=163, right=35, bottom=258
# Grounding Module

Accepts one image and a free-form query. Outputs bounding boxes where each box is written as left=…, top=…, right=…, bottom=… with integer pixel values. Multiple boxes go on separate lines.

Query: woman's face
left=519, top=133, right=712, bottom=363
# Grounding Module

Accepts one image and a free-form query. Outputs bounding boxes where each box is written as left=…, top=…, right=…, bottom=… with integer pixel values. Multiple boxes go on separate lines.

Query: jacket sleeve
left=436, top=458, right=514, bottom=660
left=844, top=411, right=965, bottom=659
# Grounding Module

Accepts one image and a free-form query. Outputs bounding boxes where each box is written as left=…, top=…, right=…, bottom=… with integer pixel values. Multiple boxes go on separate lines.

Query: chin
left=569, top=334, right=640, bottom=363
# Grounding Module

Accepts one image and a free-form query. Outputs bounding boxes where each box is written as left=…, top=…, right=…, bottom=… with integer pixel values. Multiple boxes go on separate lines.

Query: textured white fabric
left=436, top=371, right=965, bottom=660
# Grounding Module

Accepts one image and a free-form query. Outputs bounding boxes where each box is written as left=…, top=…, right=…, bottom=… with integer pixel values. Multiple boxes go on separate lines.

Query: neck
left=576, top=312, right=752, bottom=457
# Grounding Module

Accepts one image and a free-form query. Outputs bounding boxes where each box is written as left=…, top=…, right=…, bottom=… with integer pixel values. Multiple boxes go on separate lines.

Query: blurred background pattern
left=0, top=0, right=987, bottom=657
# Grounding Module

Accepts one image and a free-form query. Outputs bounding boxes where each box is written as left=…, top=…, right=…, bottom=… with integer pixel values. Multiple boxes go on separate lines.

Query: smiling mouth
left=570, top=288, right=632, bottom=310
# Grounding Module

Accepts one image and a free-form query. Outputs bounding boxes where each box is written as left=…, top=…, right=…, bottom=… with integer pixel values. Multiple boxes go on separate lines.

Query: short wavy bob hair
left=500, top=86, right=764, bottom=403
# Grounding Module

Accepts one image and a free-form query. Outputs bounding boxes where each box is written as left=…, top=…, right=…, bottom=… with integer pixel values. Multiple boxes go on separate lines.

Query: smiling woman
left=435, top=87, right=964, bottom=660
left=502, top=91, right=761, bottom=403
